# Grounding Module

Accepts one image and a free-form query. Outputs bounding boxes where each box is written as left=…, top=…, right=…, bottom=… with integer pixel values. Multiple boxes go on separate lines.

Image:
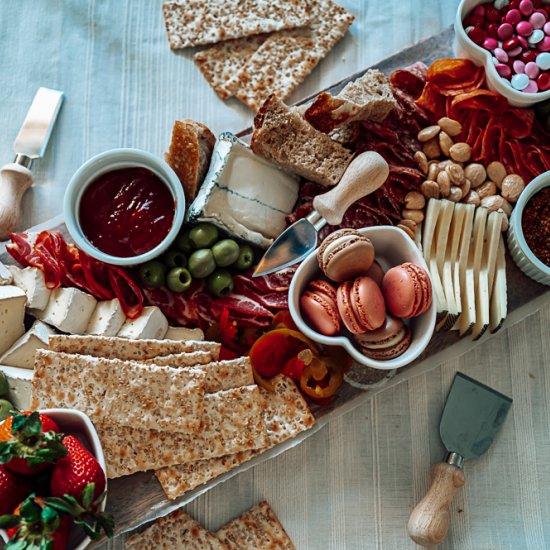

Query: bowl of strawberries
left=0, top=409, right=113, bottom=550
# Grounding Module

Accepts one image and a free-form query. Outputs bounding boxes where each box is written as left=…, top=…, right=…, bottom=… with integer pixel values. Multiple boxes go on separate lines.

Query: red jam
left=79, top=167, right=175, bottom=258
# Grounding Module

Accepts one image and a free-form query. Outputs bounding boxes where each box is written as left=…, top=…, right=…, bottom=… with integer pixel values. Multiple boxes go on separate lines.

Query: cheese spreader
left=0, top=87, right=64, bottom=241
left=407, top=372, right=512, bottom=548
left=253, top=151, right=389, bottom=277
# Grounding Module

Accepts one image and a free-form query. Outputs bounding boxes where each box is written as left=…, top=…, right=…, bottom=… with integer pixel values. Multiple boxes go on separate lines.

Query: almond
left=414, top=151, right=429, bottom=175
left=477, top=180, right=497, bottom=199
left=498, top=209, right=509, bottom=232
left=486, top=161, right=507, bottom=187
left=423, top=137, right=441, bottom=159
left=449, top=142, right=472, bottom=163
left=402, top=209, right=425, bottom=223
left=436, top=170, right=451, bottom=197
left=418, top=125, right=441, bottom=142
left=501, top=174, right=525, bottom=203
left=397, top=224, right=416, bottom=240
left=427, top=162, right=440, bottom=182
left=445, top=162, right=465, bottom=185
left=404, top=191, right=426, bottom=210
left=438, top=131, right=453, bottom=157
left=464, top=163, right=486, bottom=188
left=480, top=195, right=504, bottom=212
left=420, top=180, right=440, bottom=199
left=448, top=186, right=463, bottom=202
left=463, top=190, right=481, bottom=206
left=461, top=178, right=471, bottom=197
left=399, top=219, right=417, bottom=231
left=437, top=117, right=462, bottom=137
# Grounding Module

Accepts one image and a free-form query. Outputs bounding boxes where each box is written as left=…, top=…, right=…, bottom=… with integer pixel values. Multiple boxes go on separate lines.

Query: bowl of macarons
left=289, top=226, right=436, bottom=370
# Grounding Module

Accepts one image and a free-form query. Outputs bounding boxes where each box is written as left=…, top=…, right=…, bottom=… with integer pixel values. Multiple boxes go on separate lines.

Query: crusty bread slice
left=165, top=119, right=216, bottom=202
left=251, top=95, right=353, bottom=186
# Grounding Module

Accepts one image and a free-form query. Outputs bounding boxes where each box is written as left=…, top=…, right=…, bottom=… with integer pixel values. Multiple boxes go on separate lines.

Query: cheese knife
left=0, top=87, right=64, bottom=241
left=407, top=372, right=512, bottom=548
left=253, top=151, right=389, bottom=277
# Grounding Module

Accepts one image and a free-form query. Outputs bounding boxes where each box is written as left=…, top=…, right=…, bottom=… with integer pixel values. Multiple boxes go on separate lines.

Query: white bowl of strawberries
left=0, top=409, right=112, bottom=550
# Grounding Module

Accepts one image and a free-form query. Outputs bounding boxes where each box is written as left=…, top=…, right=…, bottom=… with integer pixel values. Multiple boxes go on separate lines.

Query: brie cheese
left=0, top=261, right=13, bottom=285
left=0, top=365, right=32, bottom=409
left=86, top=299, right=126, bottom=337
left=0, top=286, right=26, bottom=356
left=8, top=265, right=51, bottom=310
left=165, top=326, right=205, bottom=341
left=0, top=320, right=55, bottom=370
left=117, top=306, right=168, bottom=340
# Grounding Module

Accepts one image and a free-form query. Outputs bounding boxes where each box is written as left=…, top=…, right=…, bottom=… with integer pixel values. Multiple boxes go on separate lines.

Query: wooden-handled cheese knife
left=407, top=372, right=512, bottom=547
left=0, top=87, right=64, bottom=241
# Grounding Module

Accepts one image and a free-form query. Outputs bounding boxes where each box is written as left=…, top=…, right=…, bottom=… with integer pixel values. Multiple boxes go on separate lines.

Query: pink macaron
left=353, top=315, right=412, bottom=360
left=300, top=279, right=340, bottom=336
left=382, top=262, right=432, bottom=319
left=337, top=276, right=386, bottom=334
left=365, top=260, right=385, bottom=287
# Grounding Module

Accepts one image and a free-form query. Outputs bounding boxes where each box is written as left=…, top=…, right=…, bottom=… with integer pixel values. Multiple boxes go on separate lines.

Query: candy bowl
left=0, top=408, right=107, bottom=550
left=288, top=226, right=436, bottom=371
left=454, top=0, right=550, bottom=107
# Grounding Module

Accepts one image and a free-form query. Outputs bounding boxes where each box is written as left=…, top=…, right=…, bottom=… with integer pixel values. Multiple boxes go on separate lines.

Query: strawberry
left=0, top=465, right=31, bottom=515
left=0, top=411, right=68, bottom=475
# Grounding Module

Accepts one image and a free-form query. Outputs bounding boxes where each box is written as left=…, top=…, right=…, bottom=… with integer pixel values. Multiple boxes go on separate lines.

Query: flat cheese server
left=407, top=372, right=512, bottom=548
left=253, top=151, right=389, bottom=277
left=0, top=87, right=64, bottom=240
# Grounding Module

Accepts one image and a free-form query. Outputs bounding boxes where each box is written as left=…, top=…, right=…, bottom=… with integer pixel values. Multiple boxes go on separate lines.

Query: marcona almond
left=414, top=151, right=428, bottom=174
left=404, top=191, right=426, bottom=210
left=402, top=209, right=425, bottom=223
left=418, top=125, right=441, bottom=142
left=486, top=161, right=507, bottom=186
left=427, top=162, right=440, bottom=181
left=445, top=162, right=465, bottom=185
left=464, top=163, right=486, bottom=188
left=498, top=209, right=509, bottom=232
left=463, top=190, right=481, bottom=206
left=397, top=224, right=416, bottom=240
left=439, top=131, right=453, bottom=157
left=449, top=142, right=471, bottom=163
left=480, top=195, right=504, bottom=212
left=449, top=186, right=463, bottom=202
left=477, top=180, right=497, bottom=199
left=399, top=219, right=417, bottom=231
left=436, top=170, right=451, bottom=197
left=461, top=178, right=471, bottom=197
left=437, top=117, right=462, bottom=137
left=499, top=197, right=513, bottom=216
left=501, top=174, right=525, bottom=203
left=438, top=159, right=455, bottom=171
left=420, top=180, right=440, bottom=199
left=423, top=137, right=441, bottom=159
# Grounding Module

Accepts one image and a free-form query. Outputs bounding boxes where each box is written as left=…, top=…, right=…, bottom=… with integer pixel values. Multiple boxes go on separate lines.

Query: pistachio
left=437, top=117, right=462, bottom=137
left=423, top=137, right=442, bottom=160
left=420, top=179, right=440, bottom=199
left=399, top=219, right=417, bottom=231
left=427, top=162, right=440, bottom=182
left=438, top=131, right=453, bottom=157
left=404, top=191, right=426, bottom=210
left=414, top=151, right=429, bottom=175
left=445, top=162, right=465, bottom=185
left=486, top=161, right=507, bottom=187
left=463, top=189, right=481, bottom=206
left=436, top=170, right=451, bottom=198
left=501, top=174, right=525, bottom=203
left=418, top=125, right=441, bottom=142
left=397, top=224, right=416, bottom=240
left=464, top=163, right=486, bottom=188
left=477, top=180, right=497, bottom=199
left=402, top=209, right=425, bottom=223
left=449, top=142, right=472, bottom=163
left=448, top=186, right=463, bottom=202
left=480, top=195, right=504, bottom=212
left=461, top=178, right=471, bottom=197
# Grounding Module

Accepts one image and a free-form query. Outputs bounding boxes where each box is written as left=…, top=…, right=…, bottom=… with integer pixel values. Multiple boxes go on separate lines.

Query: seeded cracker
left=162, top=0, right=312, bottom=50
left=225, top=0, right=355, bottom=111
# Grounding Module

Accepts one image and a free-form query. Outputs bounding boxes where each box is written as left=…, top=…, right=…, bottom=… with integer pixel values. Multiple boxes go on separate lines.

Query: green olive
left=163, top=249, right=187, bottom=269
left=188, top=249, right=216, bottom=279
left=189, top=223, right=219, bottom=249
left=0, top=371, right=8, bottom=397
left=138, top=261, right=167, bottom=289
left=167, top=267, right=192, bottom=293
left=0, top=399, right=13, bottom=422
left=207, top=270, right=234, bottom=297
left=175, top=230, right=194, bottom=254
left=212, top=239, right=240, bottom=267
left=235, top=244, right=254, bottom=270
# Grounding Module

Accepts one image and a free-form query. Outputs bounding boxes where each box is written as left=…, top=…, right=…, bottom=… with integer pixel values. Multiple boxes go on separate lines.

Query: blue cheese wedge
left=8, top=265, right=51, bottom=310
left=0, top=286, right=26, bottom=356
left=117, top=306, right=168, bottom=340
left=188, top=132, right=300, bottom=248
left=0, top=320, right=55, bottom=370
left=86, top=299, right=126, bottom=337
left=166, top=326, right=205, bottom=341
left=0, top=365, right=32, bottom=409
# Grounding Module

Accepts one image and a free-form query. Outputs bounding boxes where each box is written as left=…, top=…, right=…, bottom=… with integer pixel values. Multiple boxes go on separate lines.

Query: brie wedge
left=0, top=365, right=32, bottom=409
left=0, top=286, right=26, bottom=356
left=0, top=261, right=13, bottom=285
left=86, top=299, right=126, bottom=337
left=0, top=321, right=55, bottom=370
left=8, top=265, right=51, bottom=310
left=117, top=306, right=168, bottom=340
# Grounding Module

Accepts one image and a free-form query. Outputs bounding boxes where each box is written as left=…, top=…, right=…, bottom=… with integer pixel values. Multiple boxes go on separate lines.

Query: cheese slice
left=86, top=299, right=125, bottom=337
left=117, top=306, right=169, bottom=340
left=0, top=320, right=55, bottom=369
left=8, top=266, right=51, bottom=310
left=432, top=200, right=454, bottom=319
left=0, top=286, right=26, bottom=356
left=489, top=237, right=507, bottom=334
left=0, top=365, right=32, bottom=409
left=166, top=326, right=205, bottom=341
left=429, top=257, right=447, bottom=325
left=422, top=199, right=442, bottom=265
left=0, top=261, right=13, bottom=285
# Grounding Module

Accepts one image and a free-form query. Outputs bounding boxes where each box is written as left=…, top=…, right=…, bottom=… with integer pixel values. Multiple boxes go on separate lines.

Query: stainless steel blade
left=440, top=372, right=512, bottom=462
left=13, top=87, right=64, bottom=160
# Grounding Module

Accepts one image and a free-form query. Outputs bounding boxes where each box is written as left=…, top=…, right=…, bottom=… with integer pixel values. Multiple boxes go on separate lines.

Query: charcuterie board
left=1, top=26, right=548, bottom=545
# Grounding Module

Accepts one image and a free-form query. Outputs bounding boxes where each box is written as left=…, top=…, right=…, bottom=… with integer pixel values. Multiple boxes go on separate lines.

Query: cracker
left=162, top=0, right=311, bottom=50
left=155, top=376, right=316, bottom=499
left=31, top=351, right=206, bottom=434
left=215, top=501, right=295, bottom=550
left=140, top=351, right=214, bottom=367
left=126, top=508, right=227, bottom=550
left=225, top=0, right=355, bottom=111
left=99, top=385, right=268, bottom=478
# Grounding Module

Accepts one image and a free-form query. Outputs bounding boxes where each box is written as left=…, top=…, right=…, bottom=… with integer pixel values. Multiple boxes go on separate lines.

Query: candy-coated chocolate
left=538, top=72, right=550, bottom=90
left=497, top=22, right=514, bottom=39
left=495, top=47, right=509, bottom=62
left=520, top=49, right=538, bottom=62
left=353, top=316, right=412, bottom=361
left=350, top=276, right=386, bottom=331
left=529, top=11, right=547, bottom=28
left=502, top=37, right=519, bottom=50
left=528, top=28, right=545, bottom=44
left=511, top=72, right=530, bottom=88
left=505, top=8, right=523, bottom=23
left=508, top=45, right=523, bottom=56
left=516, top=20, right=534, bottom=36
left=468, top=26, right=487, bottom=44
left=513, top=59, right=526, bottom=72
left=537, top=52, right=550, bottom=69
left=473, top=4, right=486, bottom=16
left=544, top=21, right=550, bottom=33
left=519, top=0, right=534, bottom=16
left=495, top=62, right=513, bottom=77
left=523, top=79, right=539, bottom=92
left=300, top=279, right=340, bottom=336
left=538, top=36, right=550, bottom=51
left=517, top=35, right=529, bottom=48
left=525, top=61, right=540, bottom=78
left=482, top=37, right=499, bottom=49
left=487, top=22, right=500, bottom=37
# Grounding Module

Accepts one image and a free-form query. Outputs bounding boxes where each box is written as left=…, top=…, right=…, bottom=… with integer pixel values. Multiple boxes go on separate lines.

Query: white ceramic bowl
left=454, top=0, right=550, bottom=107
left=64, top=148, right=185, bottom=266
left=289, top=226, right=437, bottom=370
left=0, top=408, right=106, bottom=550
left=508, top=170, right=550, bottom=285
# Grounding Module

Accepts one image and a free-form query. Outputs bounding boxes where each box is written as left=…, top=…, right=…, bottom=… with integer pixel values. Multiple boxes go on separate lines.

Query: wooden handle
left=407, top=463, right=465, bottom=548
left=312, top=151, right=389, bottom=226
left=0, top=163, right=33, bottom=241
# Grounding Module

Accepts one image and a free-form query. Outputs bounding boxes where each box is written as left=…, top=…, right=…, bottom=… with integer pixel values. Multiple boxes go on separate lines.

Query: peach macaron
left=353, top=315, right=412, bottom=360
left=300, top=279, right=340, bottom=336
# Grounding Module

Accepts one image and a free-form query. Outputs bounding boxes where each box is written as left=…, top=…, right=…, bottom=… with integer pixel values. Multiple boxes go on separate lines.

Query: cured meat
left=390, top=61, right=428, bottom=99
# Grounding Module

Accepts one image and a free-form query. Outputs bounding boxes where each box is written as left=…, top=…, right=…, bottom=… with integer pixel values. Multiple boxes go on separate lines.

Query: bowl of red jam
left=64, top=149, right=185, bottom=266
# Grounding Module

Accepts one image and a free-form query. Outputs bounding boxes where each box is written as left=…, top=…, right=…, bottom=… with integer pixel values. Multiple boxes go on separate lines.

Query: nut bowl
left=288, top=226, right=437, bottom=370
left=0, top=408, right=107, bottom=550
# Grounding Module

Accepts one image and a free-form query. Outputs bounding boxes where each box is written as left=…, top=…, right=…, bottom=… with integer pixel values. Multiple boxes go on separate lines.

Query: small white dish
left=454, top=0, right=550, bottom=108
left=288, top=226, right=436, bottom=370
left=0, top=408, right=107, bottom=550
left=64, top=148, right=185, bottom=267
left=508, top=170, right=550, bottom=286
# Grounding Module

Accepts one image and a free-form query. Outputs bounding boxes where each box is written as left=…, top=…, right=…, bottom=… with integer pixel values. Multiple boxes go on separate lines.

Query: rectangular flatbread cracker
left=99, top=385, right=268, bottom=478
left=155, top=376, right=316, bottom=499
left=32, top=351, right=206, bottom=434
left=48, top=334, right=220, bottom=360
left=126, top=508, right=228, bottom=550
left=140, top=351, right=216, bottom=367
left=163, top=0, right=311, bottom=50
left=215, top=501, right=295, bottom=550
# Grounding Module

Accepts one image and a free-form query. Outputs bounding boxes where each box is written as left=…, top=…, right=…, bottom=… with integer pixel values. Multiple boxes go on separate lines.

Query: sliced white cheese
left=8, top=265, right=51, bottom=310
left=0, top=320, right=55, bottom=370
left=0, top=261, right=13, bottom=285
left=0, top=365, right=32, bottom=409
left=117, top=306, right=168, bottom=340
left=165, top=326, right=205, bottom=341
left=489, top=237, right=507, bottom=334
left=422, top=199, right=442, bottom=264
left=432, top=200, right=454, bottom=318
left=32, top=287, right=97, bottom=334
left=86, top=299, right=126, bottom=337
left=429, top=257, right=447, bottom=325
left=0, top=286, right=26, bottom=356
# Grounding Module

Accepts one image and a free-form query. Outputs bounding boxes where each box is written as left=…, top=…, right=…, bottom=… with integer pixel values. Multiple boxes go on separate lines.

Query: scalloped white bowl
left=288, top=226, right=436, bottom=370
left=454, top=0, right=550, bottom=107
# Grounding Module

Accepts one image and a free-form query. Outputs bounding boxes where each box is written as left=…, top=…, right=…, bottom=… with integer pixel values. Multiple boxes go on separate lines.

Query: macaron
left=300, top=279, right=340, bottom=336
left=353, top=315, right=412, bottom=360
left=382, top=262, right=432, bottom=319
left=337, top=276, right=386, bottom=334
left=365, top=260, right=385, bottom=287
left=317, top=229, right=375, bottom=283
